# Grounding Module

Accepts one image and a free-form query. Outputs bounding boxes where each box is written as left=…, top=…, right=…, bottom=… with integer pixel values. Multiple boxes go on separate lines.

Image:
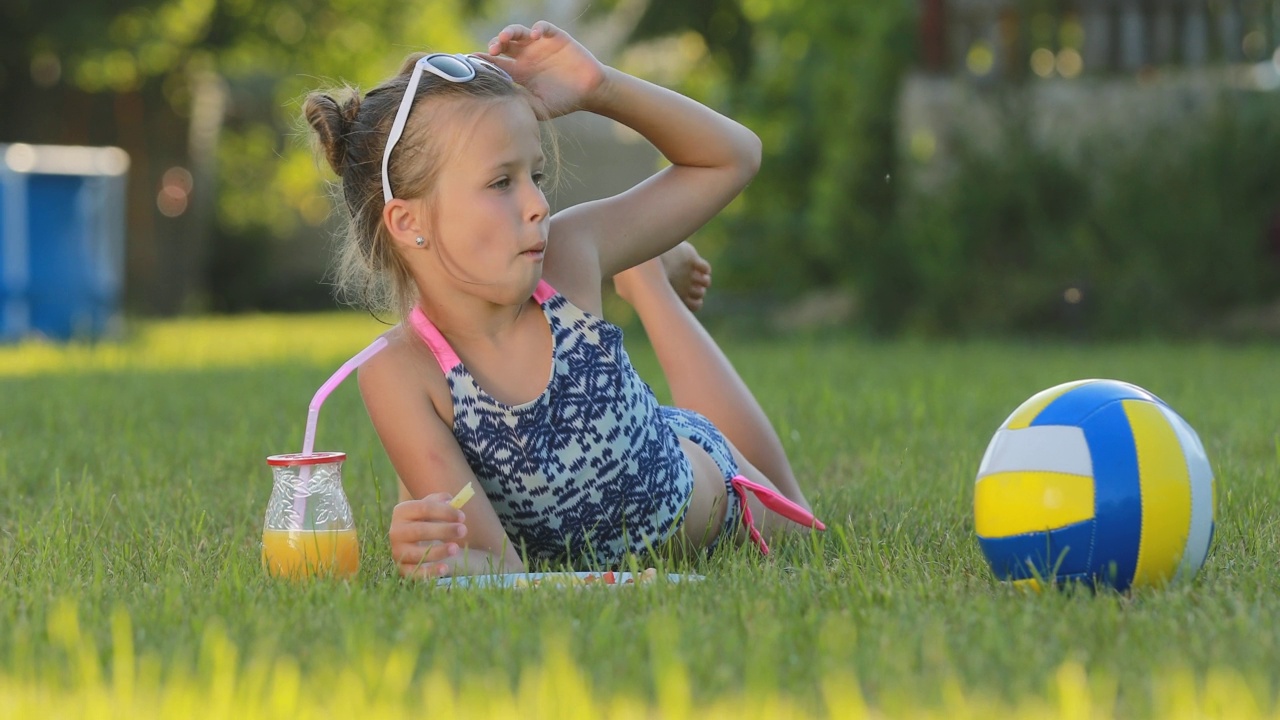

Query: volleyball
left=974, top=379, right=1215, bottom=591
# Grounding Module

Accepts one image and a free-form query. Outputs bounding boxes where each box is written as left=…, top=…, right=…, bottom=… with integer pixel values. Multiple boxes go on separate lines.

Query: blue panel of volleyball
left=975, top=379, right=1215, bottom=591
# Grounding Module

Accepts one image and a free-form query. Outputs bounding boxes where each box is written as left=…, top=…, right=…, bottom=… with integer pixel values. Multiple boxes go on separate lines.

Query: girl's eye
left=532, top=172, right=546, bottom=187
left=490, top=177, right=510, bottom=190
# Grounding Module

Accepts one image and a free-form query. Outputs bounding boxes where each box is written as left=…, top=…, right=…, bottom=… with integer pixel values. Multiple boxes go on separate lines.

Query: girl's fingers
left=490, top=21, right=561, bottom=54
left=390, top=496, right=466, bottom=525
left=530, top=20, right=557, bottom=39
left=392, top=539, right=460, bottom=566
left=501, top=24, right=532, bottom=40
left=491, top=24, right=532, bottom=51
left=390, top=519, right=468, bottom=546
left=402, top=561, right=452, bottom=580
left=398, top=540, right=459, bottom=579
left=474, top=52, right=518, bottom=75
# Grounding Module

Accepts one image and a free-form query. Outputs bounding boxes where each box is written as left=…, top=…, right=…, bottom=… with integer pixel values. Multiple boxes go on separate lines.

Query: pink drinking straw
left=290, top=336, right=389, bottom=529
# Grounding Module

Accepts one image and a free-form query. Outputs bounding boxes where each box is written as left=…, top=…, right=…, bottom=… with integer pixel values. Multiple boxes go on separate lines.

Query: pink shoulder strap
left=408, top=306, right=461, bottom=374
left=409, top=281, right=558, bottom=375
left=532, top=279, right=557, bottom=304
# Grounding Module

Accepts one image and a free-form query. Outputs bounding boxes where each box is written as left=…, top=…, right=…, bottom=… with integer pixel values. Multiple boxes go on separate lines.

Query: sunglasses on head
left=381, top=53, right=513, bottom=203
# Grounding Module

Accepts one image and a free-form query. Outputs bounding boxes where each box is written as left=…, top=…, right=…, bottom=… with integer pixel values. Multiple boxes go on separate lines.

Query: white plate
left=435, top=571, right=704, bottom=589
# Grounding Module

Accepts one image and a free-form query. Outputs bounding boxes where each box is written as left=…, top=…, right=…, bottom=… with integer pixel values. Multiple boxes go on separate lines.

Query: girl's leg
left=614, top=244, right=811, bottom=511
left=676, top=438, right=799, bottom=553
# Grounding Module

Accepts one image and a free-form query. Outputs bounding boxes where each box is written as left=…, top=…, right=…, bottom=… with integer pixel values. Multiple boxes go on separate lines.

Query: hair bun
left=304, top=90, right=362, bottom=175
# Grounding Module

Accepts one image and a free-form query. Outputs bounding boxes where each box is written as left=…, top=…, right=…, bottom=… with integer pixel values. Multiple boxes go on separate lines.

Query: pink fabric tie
left=730, top=475, right=826, bottom=555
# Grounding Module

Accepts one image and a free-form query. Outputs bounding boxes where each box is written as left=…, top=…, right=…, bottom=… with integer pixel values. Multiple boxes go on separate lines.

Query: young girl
left=304, top=21, right=824, bottom=578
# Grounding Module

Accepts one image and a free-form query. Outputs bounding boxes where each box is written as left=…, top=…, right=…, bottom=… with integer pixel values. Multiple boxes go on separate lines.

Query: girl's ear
left=382, top=198, right=427, bottom=250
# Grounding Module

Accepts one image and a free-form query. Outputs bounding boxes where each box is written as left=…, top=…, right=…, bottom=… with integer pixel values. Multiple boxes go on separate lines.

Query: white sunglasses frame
left=381, top=53, right=512, bottom=203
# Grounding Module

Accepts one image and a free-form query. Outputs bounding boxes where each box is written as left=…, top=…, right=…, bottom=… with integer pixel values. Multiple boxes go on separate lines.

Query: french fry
left=449, top=481, right=475, bottom=509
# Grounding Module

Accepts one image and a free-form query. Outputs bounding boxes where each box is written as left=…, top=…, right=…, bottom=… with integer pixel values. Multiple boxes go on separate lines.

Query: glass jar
left=261, top=451, right=359, bottom=579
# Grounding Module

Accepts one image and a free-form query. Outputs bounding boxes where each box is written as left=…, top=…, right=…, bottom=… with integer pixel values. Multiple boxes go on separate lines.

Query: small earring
left=414, top=236, right=425, bottom=247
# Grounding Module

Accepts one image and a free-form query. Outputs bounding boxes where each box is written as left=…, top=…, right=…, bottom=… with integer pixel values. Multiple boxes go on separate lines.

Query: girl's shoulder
left=357, top=323, right=453, bottom=422
left=544, top=214, right=604, bottom=315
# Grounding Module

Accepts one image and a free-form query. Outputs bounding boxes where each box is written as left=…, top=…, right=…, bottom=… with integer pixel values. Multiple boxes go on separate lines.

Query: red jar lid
left=266, top=451, right=347, bottom=467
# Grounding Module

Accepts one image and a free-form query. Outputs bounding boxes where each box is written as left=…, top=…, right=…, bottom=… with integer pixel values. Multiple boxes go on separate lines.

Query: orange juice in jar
left=261, top=528, right=360, bottom=579
left=262, top=452, right=359, bottom=580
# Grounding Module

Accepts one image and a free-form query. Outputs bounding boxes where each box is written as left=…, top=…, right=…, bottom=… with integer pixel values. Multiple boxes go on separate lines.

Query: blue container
left=0, top=144, right=128, bottom=341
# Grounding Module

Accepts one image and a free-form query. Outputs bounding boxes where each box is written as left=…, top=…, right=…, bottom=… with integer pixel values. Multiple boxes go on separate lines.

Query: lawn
left=1, top=313, right=1277, bottom=718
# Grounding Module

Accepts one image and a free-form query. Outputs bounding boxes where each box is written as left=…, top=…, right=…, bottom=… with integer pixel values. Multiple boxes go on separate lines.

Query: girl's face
left=427, top=97, right=549, bottom=304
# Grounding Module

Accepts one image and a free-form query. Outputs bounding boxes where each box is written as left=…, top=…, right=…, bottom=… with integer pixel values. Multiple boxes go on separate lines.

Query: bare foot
left=661, top=242, right=712, bottom=312
left=615, top=242, right=712, bottom=312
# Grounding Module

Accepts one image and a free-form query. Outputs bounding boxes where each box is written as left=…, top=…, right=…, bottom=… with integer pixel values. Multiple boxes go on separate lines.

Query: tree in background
left=1, top=0, right=475, bottom=314
left=606, top=0, right=1280, bottom=338
left=2, top=0, right=918, bottom=321
left=596, top=0, right=917, bottom=328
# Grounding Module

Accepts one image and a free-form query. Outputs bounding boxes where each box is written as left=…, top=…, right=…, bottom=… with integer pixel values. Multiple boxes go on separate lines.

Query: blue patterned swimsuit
left=409, top=281, right=745, bottom=565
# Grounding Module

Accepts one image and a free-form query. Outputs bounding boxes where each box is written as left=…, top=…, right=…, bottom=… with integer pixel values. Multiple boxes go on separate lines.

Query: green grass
left=1, top=314, right=1278, bottom=717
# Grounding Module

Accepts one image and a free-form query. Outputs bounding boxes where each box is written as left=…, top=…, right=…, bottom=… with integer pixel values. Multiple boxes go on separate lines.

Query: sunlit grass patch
left=4, top=601, right=1277, bottom=720
left=3, top=314, right=1279, bottom=718
left=0, top=313, right=386, bottom=377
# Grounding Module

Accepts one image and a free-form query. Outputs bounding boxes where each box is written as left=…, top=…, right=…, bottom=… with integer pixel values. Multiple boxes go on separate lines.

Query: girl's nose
left=526, top=185, right=549, bottom=224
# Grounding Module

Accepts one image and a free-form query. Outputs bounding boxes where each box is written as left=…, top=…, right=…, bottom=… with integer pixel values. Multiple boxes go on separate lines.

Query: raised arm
left=563, top=67, right=761, bottom=277
left=483, top=21, right=761, bottom=279
left=358, top=340, right=525, bottom=578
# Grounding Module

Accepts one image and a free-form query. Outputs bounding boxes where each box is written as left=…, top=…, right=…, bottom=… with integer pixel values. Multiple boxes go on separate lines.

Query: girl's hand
left=388, top=492, right=468, bottom=579
left=480, top=21, right=608, bottom=118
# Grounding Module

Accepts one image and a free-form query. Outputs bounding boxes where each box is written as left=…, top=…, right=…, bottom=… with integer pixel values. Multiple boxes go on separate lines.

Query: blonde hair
left=304, top=53, right=553, bottom=318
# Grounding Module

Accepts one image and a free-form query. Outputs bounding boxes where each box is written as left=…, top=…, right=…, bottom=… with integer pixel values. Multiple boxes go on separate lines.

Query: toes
left=655, top=242, right=713, bottom=310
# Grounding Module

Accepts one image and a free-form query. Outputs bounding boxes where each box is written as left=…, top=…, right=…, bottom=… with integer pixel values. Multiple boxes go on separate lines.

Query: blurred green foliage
left=2, top=0, right=476, bottom=311
left=8, top=0, right=1279, bottom=335
left=206, top=0, right=475, bottom=238
left=894, top=92, right=1280, bottom=338
left=632, top=0, right=1280, bottom=338
left=722, top=1, right=916, bottom=315
left=625, top=0, right=917, bottom=328
left=623, top=0, right=755, bottom=79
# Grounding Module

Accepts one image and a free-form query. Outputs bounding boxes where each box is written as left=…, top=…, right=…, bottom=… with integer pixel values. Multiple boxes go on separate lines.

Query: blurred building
left=918, top=0, right=1271, bottom=77
left=904, top=0, right=1279, bottom=184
